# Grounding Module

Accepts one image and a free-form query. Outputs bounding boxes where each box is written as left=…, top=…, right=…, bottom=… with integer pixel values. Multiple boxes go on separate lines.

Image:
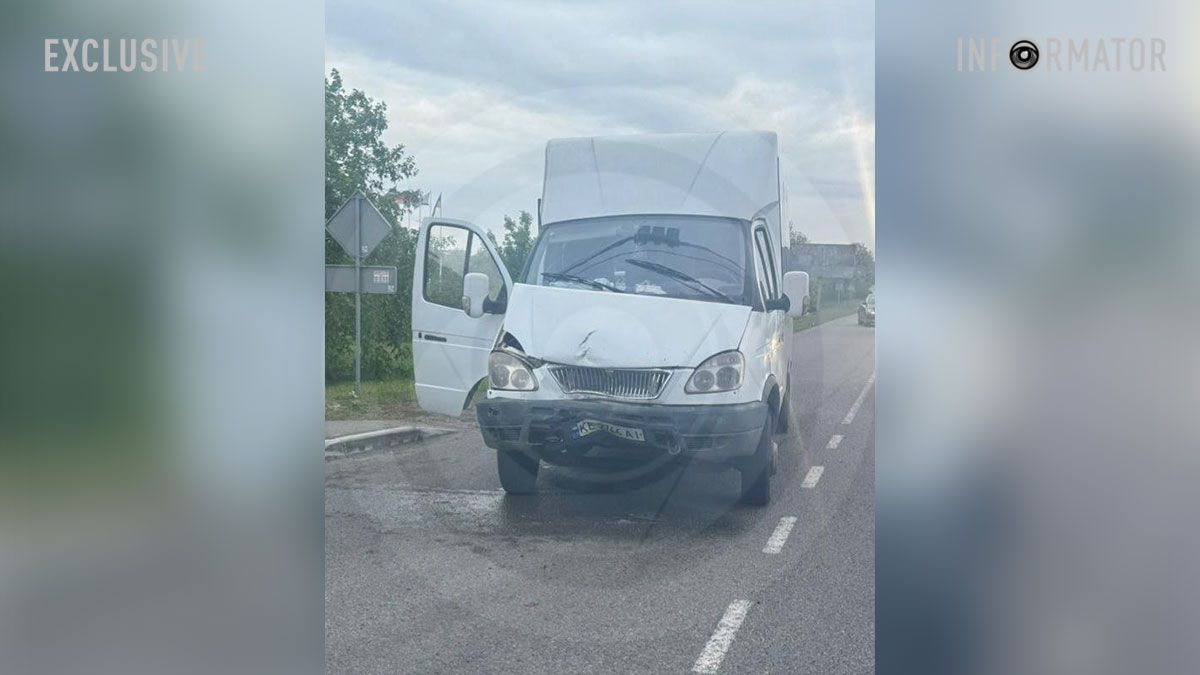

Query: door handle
left=420, top=333, right=447, bottom=343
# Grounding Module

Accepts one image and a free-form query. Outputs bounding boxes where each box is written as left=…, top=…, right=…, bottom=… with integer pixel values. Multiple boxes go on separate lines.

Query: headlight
left=489, top=351, right=538, bottom=391
left=685, top=350, right=744, bottom=394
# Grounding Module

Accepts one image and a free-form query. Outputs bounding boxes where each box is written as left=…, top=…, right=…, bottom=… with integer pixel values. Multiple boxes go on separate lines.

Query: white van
left=411, top=131, right=808, bottom=505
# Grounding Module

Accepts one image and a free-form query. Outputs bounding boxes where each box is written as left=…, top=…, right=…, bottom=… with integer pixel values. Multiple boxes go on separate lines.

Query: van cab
left=411, top=131, right=807, bottom=505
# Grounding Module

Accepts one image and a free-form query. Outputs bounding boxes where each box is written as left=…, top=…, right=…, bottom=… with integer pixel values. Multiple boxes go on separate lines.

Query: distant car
left=858, top=293, right=875, bottom=326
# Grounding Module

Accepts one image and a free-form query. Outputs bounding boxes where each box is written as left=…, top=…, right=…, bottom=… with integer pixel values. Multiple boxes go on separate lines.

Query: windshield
left=522, top=215, right=751, bottom=305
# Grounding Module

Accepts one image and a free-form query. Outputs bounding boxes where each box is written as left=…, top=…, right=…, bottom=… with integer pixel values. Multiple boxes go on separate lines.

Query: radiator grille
left=549, top=366, right=670, bottom=400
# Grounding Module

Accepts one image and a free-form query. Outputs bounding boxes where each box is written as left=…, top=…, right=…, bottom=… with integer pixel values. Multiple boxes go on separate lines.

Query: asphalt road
left=326, top=314, right=875, bottom=674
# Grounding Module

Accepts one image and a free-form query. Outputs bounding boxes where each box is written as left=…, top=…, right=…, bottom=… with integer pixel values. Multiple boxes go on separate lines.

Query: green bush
left=326, top=335, right=356, bottom=380
left=364, top=342, right=412, bottom=378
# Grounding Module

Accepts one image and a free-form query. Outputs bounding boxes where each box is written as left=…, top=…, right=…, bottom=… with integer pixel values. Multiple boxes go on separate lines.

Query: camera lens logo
left=1009, top=40, right=1039, bottom=70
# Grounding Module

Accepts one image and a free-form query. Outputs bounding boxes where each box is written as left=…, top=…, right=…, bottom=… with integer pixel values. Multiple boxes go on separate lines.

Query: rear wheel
left=497, top=449, right=540, bottom=494
left=739, top=418, right=773, bottom=506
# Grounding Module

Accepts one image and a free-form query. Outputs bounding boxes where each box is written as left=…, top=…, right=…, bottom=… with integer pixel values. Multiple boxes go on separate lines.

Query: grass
left=325, top=376, right=417, bottom=421
left=793, top=300, right=863, bottom=332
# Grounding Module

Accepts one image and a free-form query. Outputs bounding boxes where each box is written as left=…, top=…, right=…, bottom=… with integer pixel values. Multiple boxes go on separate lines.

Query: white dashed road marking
left=696, top=373, right=871, bottom=669
left=762, top=516, right=798, bottom=554
left=842, top=372, right=876, bottom=425
left=692, top=600, right=753, bottom=673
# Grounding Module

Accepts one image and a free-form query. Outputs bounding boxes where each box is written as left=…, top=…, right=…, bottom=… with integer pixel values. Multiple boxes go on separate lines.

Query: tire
left=497, top=449, right=540, bottom=494
left=776, top=389, right=791, bottom=433
left=739, top=417, right=773, bottom=506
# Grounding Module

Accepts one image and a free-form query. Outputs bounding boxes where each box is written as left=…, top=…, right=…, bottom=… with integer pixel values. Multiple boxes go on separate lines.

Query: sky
left=326, top=0, right=874, bottom=248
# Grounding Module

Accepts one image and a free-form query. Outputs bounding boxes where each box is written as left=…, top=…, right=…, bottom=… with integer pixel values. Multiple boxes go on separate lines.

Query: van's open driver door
left=412, top=218, right=512, bottom=416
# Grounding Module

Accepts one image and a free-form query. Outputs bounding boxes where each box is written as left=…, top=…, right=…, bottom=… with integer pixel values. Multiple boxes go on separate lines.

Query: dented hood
left=503, top=284, right=750, bottom=368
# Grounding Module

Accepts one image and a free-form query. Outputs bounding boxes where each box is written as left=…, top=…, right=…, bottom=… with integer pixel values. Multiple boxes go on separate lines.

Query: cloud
left=326, top=0, right=874, bottom=246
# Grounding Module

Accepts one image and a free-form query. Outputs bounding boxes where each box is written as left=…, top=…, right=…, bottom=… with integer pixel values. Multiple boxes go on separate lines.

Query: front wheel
left=497, top=449, right=540, bottom=494
left=739, top=419, right=773, bottom=506
left=776, top=389, right=791, bottom=433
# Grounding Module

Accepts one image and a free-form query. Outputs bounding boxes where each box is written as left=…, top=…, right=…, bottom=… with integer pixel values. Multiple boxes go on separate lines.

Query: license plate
left=572, top=419, right=645, bottom=442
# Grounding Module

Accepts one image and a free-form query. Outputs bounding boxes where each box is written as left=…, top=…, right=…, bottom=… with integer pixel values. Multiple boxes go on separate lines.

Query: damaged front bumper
left=476, top=398, right=768, bottom=465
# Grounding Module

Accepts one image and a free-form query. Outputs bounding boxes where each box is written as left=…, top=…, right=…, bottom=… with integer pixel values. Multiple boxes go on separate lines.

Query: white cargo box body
left=540, top=131, right=782, bottom=266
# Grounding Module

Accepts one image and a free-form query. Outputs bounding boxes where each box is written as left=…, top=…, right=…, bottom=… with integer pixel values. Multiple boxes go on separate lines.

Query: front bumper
left=476, top=398, right=768, bottom=464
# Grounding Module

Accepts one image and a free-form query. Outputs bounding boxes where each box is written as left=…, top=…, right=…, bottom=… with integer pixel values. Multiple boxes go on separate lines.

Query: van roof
left=541, top=130, right=779, bottom=226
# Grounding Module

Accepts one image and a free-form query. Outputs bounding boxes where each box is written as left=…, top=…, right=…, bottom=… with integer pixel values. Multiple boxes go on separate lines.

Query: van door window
left=425, top=223, right=508, bottom=308
left=466, top=234, right=504, bottom=302
left=752, top=243, right=770, bottom=303
left=423, top=224, right=470, bottom=308
left=753, top=227, right=778, bottom=300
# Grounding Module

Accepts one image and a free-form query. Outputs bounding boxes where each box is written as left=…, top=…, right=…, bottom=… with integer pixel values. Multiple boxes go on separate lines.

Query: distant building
left=785, top=243, right=867, bottom=305
left=785, top=243, right=857, bottom=279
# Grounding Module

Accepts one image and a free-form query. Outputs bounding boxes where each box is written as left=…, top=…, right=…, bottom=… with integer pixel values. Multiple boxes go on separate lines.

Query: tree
left=851, top=242, right=875, bottom=296
left=325, top=69, right=421, bottom=381
left=783, top=229, right=810, bottom=273
left=495, top=210, right=536, bottom=278
left=325, top=68, right=417, bottom=226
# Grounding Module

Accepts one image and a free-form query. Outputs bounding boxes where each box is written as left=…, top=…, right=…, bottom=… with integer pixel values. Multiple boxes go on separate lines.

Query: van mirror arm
left=764, top=295, right=791, bottom=312
left=482, top=286, right=508, bottom=314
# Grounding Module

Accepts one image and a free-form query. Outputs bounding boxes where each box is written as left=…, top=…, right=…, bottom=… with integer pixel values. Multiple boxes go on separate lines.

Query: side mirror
left=781, top=271, right=809, bottom=318
left=462, top=272, right=490, bottom=318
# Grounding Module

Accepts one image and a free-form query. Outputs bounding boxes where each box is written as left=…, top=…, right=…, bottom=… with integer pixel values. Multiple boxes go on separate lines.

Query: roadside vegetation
left=325, top=69, right=534, bottom=387
left=792, top=299, right=863, bottom=332
left=325, top=377, right=416, bottom=420
left=326, top=376, right=493, bottom=421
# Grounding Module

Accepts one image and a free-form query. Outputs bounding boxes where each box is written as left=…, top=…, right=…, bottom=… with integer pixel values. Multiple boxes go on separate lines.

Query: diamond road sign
left=325, top=265, right=398, bottom=294
left=326, top=192, right=392, bottom=259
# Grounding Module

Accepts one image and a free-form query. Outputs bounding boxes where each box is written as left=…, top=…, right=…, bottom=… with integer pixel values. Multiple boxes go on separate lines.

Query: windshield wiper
left=541, top=271, right=623, bottom=293
left=623, top=258, right=737, bottom=304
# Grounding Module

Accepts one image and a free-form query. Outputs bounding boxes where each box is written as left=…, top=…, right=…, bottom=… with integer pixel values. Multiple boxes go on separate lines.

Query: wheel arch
left=761, top=375, right=781, bottom=420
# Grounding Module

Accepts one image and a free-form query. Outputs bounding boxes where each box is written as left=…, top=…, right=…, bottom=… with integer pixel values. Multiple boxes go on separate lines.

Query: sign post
left=324, top=266, right=398, bottom=294
left=326, top=192, right=394, bottom=396
left=355, top=196, right=361, bottom=395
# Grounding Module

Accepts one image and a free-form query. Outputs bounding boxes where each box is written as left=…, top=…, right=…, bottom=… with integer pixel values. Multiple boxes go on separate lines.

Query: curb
left=324, top=426, right=453, bottom=460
